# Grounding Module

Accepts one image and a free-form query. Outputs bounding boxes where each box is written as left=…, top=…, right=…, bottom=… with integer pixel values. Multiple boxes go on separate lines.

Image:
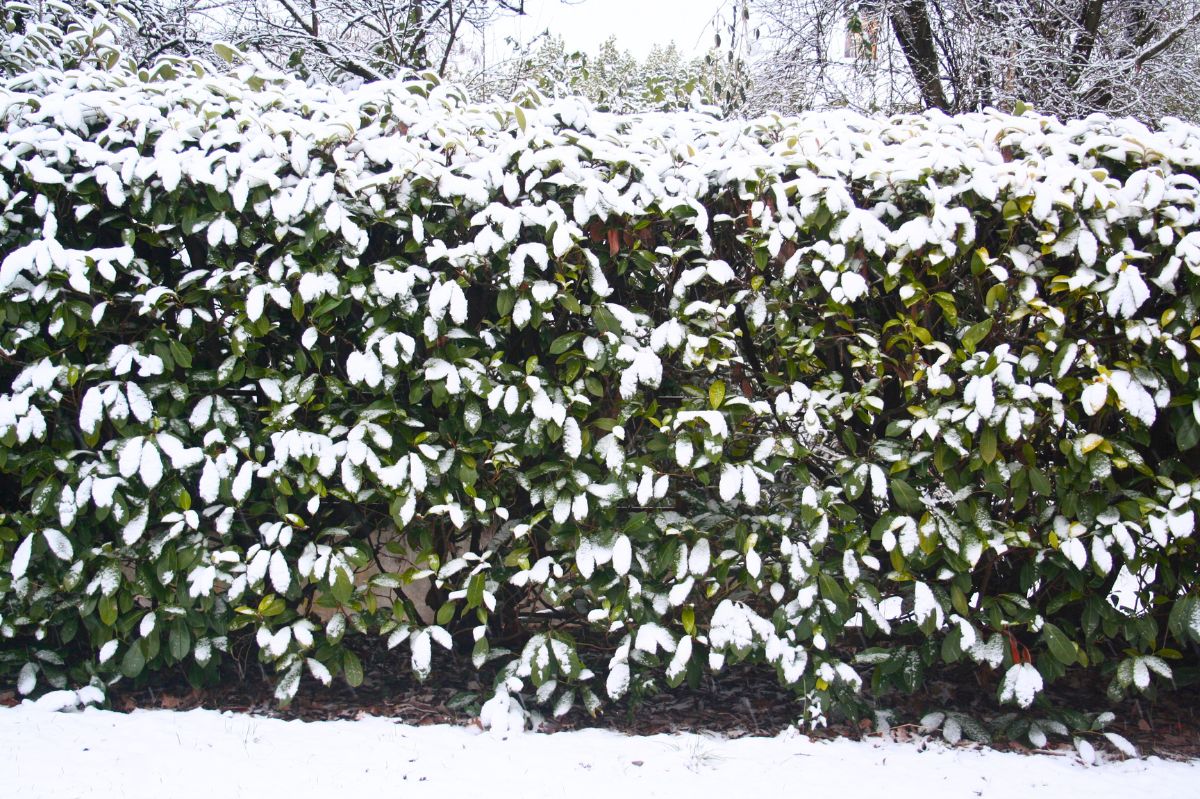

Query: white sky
left=483, top=0, right=731, bottom=61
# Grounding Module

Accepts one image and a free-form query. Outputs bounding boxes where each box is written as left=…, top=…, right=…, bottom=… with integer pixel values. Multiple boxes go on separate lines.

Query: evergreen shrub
left=1, top=54, right=1198, bottom=723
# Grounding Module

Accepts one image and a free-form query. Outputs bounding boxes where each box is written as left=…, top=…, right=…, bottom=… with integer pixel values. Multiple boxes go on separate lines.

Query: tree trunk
left=888, top=0, right=951, bottom=111
left=1067, top=0, right=1105, bottom=88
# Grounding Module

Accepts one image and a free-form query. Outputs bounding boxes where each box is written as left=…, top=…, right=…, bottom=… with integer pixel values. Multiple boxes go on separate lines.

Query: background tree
left=740, top=0, right=1200, bottom=122
left=235, top=0, right=532, bottom=82
left=478, top=33, right=737, bottom=113
left=2, top=1, right=540, bottom=83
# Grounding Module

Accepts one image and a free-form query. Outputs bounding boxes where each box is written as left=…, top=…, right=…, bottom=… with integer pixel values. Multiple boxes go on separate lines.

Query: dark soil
left=8, top=637, right=1192, bottom=762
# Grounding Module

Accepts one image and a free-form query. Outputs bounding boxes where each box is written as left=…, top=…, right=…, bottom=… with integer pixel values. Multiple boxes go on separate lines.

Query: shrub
left=1, top=51, right=1198, bottom=722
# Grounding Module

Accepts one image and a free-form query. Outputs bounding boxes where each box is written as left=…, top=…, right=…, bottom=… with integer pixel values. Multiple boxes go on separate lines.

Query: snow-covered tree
left=477, top=34, right=735, bottom=113
left=740, top=0, right=1200, bottom=121
left=1, top=0, right=543, bottom=82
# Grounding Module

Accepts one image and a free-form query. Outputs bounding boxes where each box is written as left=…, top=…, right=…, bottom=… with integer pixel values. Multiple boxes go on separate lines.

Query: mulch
left=4, top=639, right=1197, bottom=761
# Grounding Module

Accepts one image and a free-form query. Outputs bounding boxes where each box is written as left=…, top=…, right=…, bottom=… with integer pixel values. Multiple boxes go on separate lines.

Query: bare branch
left=1133, top=8, right=1200, bottom=69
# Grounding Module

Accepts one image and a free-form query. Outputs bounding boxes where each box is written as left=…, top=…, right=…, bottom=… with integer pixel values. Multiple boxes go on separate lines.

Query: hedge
left=1, top=52, right=1198, bottom=729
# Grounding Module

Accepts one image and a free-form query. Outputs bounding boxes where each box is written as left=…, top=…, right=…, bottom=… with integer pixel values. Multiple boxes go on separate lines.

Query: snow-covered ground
left=0, top=704, right=1194, bottom=799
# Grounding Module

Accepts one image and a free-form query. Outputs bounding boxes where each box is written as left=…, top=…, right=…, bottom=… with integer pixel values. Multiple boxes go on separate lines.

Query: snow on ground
left=0, top=705, right=1193, bottom=799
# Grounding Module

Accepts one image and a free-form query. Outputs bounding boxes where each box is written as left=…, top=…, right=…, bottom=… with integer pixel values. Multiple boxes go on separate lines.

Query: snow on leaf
left=387, top=626, right=411, bottom=650
left=741, top=464, right=761, bottom=506
left=1081, top=381, right=1108, bottom=416
left=563, top=417, right=582, bottom=459
left=1092, top=537, right=1113, bottom=574
left=1063, top=537, right=1088, bottom=570
left=274, top=664, right=301, bottom=702
left=675, top=437, right=694, bottom=468
left=199, top=459, right=220, bottom=504
left=1078, top=230, right=1098, bottom=266
left=606, top=662, right=630, bottom=699
left=409, top=454, right=427, bottom=493
left=411, top=630, right=432, bottom=680
left=999, top=662, right=1043, bottom=708
left=269, top=549, right=290, bottom=594
left=139, top=440, right=164, bottom=489
left=11, top=533, right=34, bottom=578
left=118, top=436, right=144, bottom=478
left=612, top=535, right=632, bottom=576
left=706, top=260, right=735, bottom=284
left=719, top=463, right=742, bottom=502
left=189, top=396, right=213, bottom=429
left=1132, top=657, right=1150, bottom=690
left=1075, top=737, right=1096, bottom=765
left=842, top=550, right=859, bottom=584
left=247, top=549, right=270, bottom=586
left=746, top=548, right=762, bottom=578
left=246, top=285, right=266, bottom=322
left=17, top=662, right=37, bottom=695
left=232, top=461, right=255, bottom=502
left=635, top=623, right=676, bottom=655
left=689, top=538, right=711, bottom=576
left=1103, top=732, right=1139, bottom=759
left=57, top=487, right=76, bottom=528
left=576, top=538, right=596, bottom=579
left=156, top=433, right=202, bottom=469
left=912, top=581, right=941, bottom=627
left=307, top=658, right=332, bottom=686
left=267, top=626, right=293, bottom=657
left=429, top=625, right=453, bottom=650
left=965, top=375, right=995, bottom=418
left=188, top=565, right=216, bottom=598
left=79, top=387, right=104, bottom=434
left=1109, top=370, right=1156, bottom=425
left=1106, top=266, right=1151, bottom=319
left=42, top=529, right=72, bottom=561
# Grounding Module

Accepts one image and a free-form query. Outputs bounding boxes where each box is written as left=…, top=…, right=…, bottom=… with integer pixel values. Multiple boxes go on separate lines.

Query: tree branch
left=1067, top=0, right=1105, bottom=88
left=887, top=0, right=951, bottom=111
left=1132, top=7, right=1200, bottom=69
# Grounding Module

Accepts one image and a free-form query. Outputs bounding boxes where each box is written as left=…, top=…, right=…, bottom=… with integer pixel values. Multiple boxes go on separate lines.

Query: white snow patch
left=0, top=707, right=1192, bottom=798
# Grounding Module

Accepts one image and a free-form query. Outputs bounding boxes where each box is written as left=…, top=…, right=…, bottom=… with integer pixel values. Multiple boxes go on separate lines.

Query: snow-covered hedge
left=1, top=57, right=1198, bottom=722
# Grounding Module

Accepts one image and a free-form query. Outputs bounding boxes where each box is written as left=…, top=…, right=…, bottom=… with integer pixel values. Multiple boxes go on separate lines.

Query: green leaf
left=98, top=595, right=118, bottom=627
left=984, top=284, right=1007, bottom=313
left=466, top=573, right=485, bottom=609
left=120, top=641, right=145, bottom=679
left=471, top=637, right=490, bottom=669
left=343, top=650, right=364, bottom=687
left=168, top=339, right=192, bottom=369
left=950, top=584, right=970, bottom=617
left=980, top=428, right=998, bottom=464
left=932, top=292, right=958, bottom=327
left=889, top=478, right=922, bottom=513
left=709, top=380, right=726, bottom=409
left=961, top=318, right=993, bottom=353
left=258, top=594, right=286, bottom=617
left=168, top=620, right=190, bottom=661
left=331, top=572, right=353, bottom=604
left=213, top=42, right=239, bottom=64
left=1042, top=622, right=1078, bottom=665
left=1028, top=466, right=1052, bottom=495
left=1175, top=413, right=1200, bottom=451
left=549, top=333, right=581, bottom=355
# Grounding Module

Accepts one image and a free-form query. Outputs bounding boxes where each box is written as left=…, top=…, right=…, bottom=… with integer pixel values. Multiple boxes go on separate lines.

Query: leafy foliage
left=479, top=34, right=737, bottom=115
left=0, top=47, right=1198, bottom=723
